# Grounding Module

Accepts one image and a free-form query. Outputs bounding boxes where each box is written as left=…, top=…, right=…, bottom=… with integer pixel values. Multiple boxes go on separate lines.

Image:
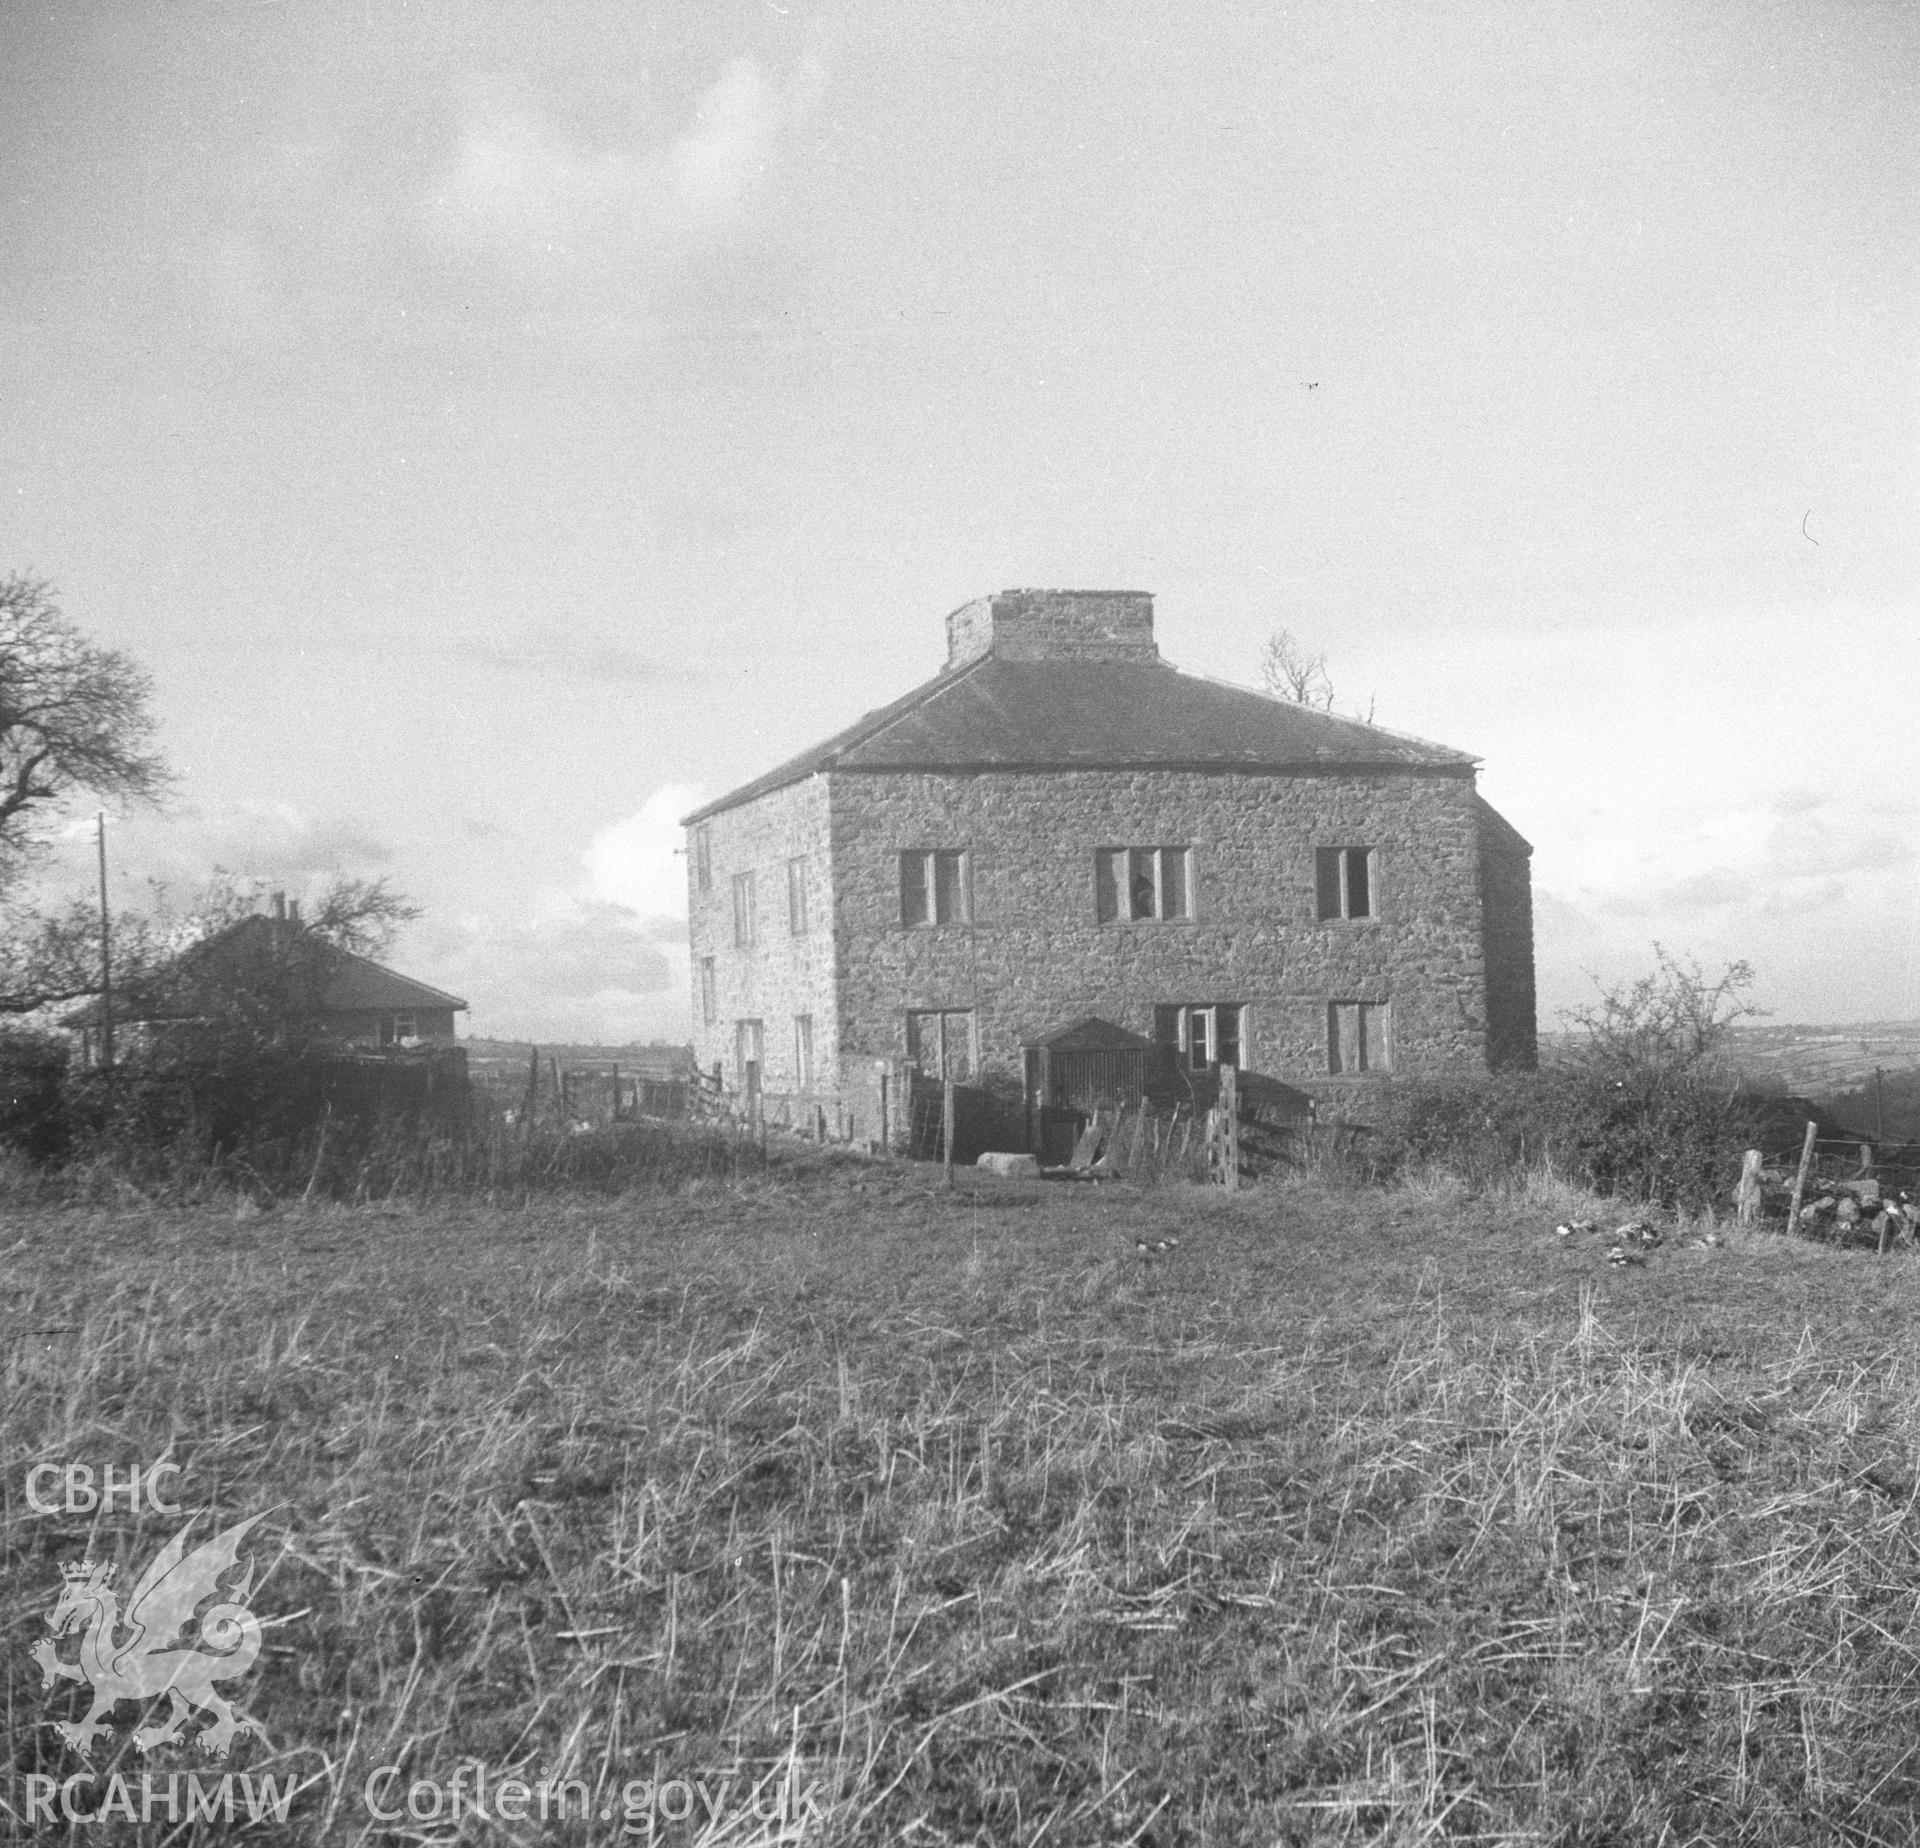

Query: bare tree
left=0, top=873, right=420, bottom=1020
left=1258, top=628, right=1336, bottom=709
left=0, top=576, right=168, bottom=879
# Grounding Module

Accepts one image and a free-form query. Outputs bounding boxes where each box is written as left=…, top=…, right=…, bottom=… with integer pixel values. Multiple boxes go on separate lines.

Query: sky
left=2, top=0, right=1915, bottom=1043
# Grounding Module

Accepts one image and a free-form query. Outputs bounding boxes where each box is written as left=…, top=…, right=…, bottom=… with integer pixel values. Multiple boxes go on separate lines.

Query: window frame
left=905, top=1008, right=976, bottom=1082
left=731, top=870, right=757, bottom=949
left=787, top=855, right=810, bottom=936
left=378, top=1013, right=419, bottom=1047
left=1315, top=846, right=1376, bottom=922
left=793, top=1013, right=814, bottom=1089
left=1096, top=846, right=1194, bottom=924
left=693, top=826, right=712, bottom=894
left=899, top=849, right=971, bottom=928
left=1326, top=1000, right=1390, bottom=1074
left=1154, top=1001, right=1245, bottom=1072
left=698, top=957, right=716, bottom=1027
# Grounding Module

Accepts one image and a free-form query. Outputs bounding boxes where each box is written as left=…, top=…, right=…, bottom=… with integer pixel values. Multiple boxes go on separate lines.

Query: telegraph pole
left=97, top=812, right=114, bottom=1072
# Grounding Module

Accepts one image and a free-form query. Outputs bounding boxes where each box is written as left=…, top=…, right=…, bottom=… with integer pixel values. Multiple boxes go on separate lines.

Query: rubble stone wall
left=821, top=765, right=1519, bottom=1094
left=686, top=776, right=837, bottom=1094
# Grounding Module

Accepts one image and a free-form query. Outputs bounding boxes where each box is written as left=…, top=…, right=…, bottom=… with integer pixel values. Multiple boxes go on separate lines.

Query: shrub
left=1347, top=950, right=1763, bottom=1209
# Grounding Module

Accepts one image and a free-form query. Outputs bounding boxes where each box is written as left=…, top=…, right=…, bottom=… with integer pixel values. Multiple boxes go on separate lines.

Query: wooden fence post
left=1786, top=1120, right=1817, bottom=1237
left=943, top=1077, right=956, bottom=1187
left=1219, top=1064, right=1240, bottom=1191
left=1734, top=1149, right=1763, bottom=1227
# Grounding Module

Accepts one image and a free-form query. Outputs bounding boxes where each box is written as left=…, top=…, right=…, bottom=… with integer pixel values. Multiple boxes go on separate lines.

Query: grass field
left=8, top=1157, right=1920, bottom=1844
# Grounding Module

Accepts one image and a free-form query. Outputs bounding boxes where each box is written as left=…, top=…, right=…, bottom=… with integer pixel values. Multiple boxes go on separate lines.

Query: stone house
left=682, top=589, right=1534, bottom=1131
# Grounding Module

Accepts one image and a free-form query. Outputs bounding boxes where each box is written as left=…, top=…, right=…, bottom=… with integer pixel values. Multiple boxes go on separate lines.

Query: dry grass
left=7, top=1163, right=1920, bottom=1844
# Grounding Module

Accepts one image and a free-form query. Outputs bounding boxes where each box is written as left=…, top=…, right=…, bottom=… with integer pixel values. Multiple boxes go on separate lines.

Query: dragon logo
left=31, top=1512, right=267, bottom=1759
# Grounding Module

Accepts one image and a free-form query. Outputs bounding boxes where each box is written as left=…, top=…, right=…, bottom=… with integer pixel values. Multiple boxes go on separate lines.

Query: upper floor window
left=1154, top=1002, right=1242, bottom=1072
left=693, top=826, right=712, bottom=894
left=787, top=856, right=810, bottom=935
left=1327, top=1001, right=1388, bottom=1073
left=900, top=850, right=970, bottom=927
left=1096, top=847, right=1191, bottom=923
left=1316, top=847, right=1373, bottom=921
left=731, top=871, right=757, bottom=948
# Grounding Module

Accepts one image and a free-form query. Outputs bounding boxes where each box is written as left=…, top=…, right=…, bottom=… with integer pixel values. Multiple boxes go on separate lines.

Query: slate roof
left=68, top=914, right=467, bottom=1025
left=684, top=655, right=1477, bottom=824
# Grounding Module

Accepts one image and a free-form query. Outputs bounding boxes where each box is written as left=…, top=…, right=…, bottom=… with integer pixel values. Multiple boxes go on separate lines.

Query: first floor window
left=698, top=957, right=716, bottom=1026
left=734, top=1018, right=765, bottom=1086
left=693, top=825, right=712, bottom=893
left=906, top=1008, right=975, bottom=1082
left=1316, top=846, right=1374, bottom=920
left=1096, top=846, right=1192, bottom=922
left=900, top=849, right=970, bottom=926
left=1327, top=1001, right=1388, bottom=1074
left=788, top=855, right=810, bottom=934
left=793, top=1014, right=814, bottom=1089
left=1154, top=1002, right=1243, bottom=1072
left=732, top=871, right=757, bottom=947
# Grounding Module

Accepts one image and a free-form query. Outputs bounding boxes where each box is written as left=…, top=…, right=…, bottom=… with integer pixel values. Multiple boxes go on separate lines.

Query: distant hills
left=461, top=1037, right=694, bottom=1083
left=1721, top=1021, right=1920, bottom=1096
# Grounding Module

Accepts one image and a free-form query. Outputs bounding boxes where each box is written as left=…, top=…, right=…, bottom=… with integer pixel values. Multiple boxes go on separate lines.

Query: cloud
left=446, top=903, right=674, bottom=1002
left=426, top=785, right=700, bottom=1041
left=460, top=628, right=659, bottom=685
left=583, top=784, right=700, bottom=921
left=423, top=56, right=819, bottom=277
left=1659, top=868, right=1753, bottom=910
left=59, top=801, right=395, bottom=901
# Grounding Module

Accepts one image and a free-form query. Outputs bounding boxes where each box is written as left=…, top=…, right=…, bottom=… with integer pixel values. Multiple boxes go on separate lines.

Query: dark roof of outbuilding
left=65, top=914, right=467, bottom=1026
left=1026, top=1016, right=1159, bottom=1053
left=684, top=656, right=1477, bottom=823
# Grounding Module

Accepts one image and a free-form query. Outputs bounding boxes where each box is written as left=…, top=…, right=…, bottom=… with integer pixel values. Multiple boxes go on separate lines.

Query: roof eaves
left=680, top=656, right=993, bottom=824
left=1177, top=670, right=1480, bottom=767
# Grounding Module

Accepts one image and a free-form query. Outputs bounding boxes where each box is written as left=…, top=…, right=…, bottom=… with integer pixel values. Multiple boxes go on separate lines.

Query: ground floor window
left=378, top=1013, right=418, bottom=1046
left=906, top=1008, right=975, bottom=1082
left=1154, top=1002, right=1244, bottom=1071
left=793, top=1013, right=814, bottom=1089
left=1327, top=1001, right=1388, bottom=1074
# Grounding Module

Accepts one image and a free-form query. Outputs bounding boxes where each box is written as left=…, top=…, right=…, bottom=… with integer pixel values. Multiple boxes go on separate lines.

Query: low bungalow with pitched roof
left=67, top=894, right=466, bottom=1067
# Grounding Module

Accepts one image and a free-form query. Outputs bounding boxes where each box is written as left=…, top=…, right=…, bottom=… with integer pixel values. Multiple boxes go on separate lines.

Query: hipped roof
left=684, top=655, right=1476, bottom=824
left=67, top=914, right=467, bottom=1025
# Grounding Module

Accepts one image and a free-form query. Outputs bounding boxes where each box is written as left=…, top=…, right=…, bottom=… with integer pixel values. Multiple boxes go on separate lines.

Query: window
left=1096, top=847, right=1192, bottom=922
left=900, top=850, right=970, bottom=926
left=734, top=1018, right=765, bottom=1085
left=698, top=957, right=716, bottom=1027
left=732, top=871, right=757, bottom=948
left=1154, top=1003, right=1244, bottom=1072
left=1327, top=1002, right=1389, bottom=1074
left=793, top=1014, right=814, bottom=1089
left=693, top=826, right=712, bottom=894
left=906, top=1009, right=975, bottom=1081
left=787, top=856, right=810, bottom=935
left=378, top=1013, right=419, bottom=1047
left=1316, top=847, right=1374, bottom=921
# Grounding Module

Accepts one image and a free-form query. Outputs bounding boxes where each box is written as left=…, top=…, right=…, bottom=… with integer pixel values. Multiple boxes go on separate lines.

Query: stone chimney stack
left=944, top=589, right=1158, bottom=671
